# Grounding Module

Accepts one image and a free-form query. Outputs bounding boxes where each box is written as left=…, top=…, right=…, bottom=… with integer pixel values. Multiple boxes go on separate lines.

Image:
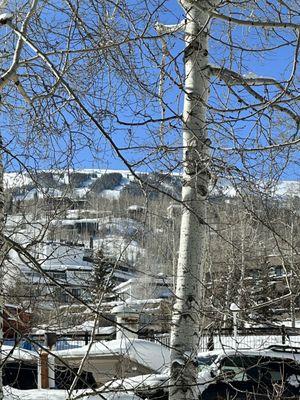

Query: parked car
left=101, top=345, right=300, bottom=399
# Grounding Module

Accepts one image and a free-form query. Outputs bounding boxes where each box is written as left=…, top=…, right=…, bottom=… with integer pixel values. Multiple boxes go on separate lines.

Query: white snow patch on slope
left=274, top=181, right=300, bottom=197
left=98, top=177, right=130, bottom=199
left=4, top=172, right=32, bottom=189
left=101, top=189, right=121, bottom=199
left=74, top=187, right=91, bottom=198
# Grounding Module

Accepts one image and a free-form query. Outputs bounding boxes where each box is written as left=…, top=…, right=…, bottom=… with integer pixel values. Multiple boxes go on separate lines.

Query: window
left=220, top=356, right=300, bottom=385
left=52, top=272, right=66, bottom=280
left=71, top=288, right=81, bottom=297
left=26, top=272, right=41, bottom=278
left=220, top=356, right=275, bottom=383
left=274, top=266, right=284, bottom=277
left=220, top=356, right=257, bottom=382
left=249, top=269, right=259, bottom=279
left=198, top=355, right=217, bottom=373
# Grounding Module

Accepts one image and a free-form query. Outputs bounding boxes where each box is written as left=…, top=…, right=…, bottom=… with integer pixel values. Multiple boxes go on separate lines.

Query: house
left=16, top=242, right=94, bottom=304
left=112, top=297, right=172, bottom=338
left=54, top=338, right=170, bottom=386
left=127, top=205, right=146, bottom=221
left=50, top=218, right=99, bottom=239
left=43, top=196, right=88, bottom=211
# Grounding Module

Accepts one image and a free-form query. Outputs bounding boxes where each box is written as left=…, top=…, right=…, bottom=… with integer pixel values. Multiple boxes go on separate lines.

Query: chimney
left=111, top=304, right=139, bottom=341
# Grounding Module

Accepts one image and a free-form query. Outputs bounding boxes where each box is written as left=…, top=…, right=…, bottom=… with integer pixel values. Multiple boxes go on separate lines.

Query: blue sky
left=1, top=1, right=299, bottom=182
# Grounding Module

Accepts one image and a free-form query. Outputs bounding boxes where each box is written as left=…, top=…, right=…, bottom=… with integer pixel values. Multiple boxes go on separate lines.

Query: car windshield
left=198, top=355, right=218, bottom=373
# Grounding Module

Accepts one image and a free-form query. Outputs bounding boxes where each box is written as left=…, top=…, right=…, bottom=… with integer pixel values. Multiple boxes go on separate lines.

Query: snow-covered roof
left=2, top=345, right=38, bottom=364
left=91, top=235, right=143, bottom=266
left=54, top=218, right=99, bottom=226
left=3, top=387, right=141, bottom=400
left=111, top=298, right=165, bottom=315
left=54, top=339, right=170, bottom=372
left=127, top=205, right=146, bottom=211
left=113, top=277, right=173, bottom=301
left=32, top=324, right=115, bottom=336
left=69, top=322, right=115, bottom=335
left=100, top=189, right=121, bottom=200
left=98, top=217, right=143, bottom=236
left=114, top=276, right=172, bottom=294
left=36, top=242, right=92, bottom=268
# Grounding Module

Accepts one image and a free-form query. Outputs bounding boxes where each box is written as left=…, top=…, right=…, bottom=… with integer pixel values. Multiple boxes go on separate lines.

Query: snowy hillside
left=4, top=169, right=300, bottom=200
left=4, top=170, right=134, bottom=200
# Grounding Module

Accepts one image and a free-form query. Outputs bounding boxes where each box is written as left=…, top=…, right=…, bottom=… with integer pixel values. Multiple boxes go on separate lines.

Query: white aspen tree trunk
left=290, top=219, right=295, bottom=328
left=170, top=3, right=210, bottom=400
left=222, top=228, right=234, bottom=327
left=237, top=224, right=245, bottom=318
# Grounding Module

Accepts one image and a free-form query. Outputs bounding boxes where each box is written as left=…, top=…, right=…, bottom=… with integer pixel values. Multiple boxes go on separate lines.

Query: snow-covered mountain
left=4, top=169, right=182, bottom=201
left=4, top=169, right=300, bottom=201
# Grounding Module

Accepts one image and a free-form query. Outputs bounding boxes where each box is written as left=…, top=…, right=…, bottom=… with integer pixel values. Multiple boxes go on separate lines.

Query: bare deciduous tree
left=0, top=0, right=299, bottom=399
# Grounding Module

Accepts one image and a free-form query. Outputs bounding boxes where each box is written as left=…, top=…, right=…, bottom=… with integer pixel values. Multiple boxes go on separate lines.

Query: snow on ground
left=73, top=169, right=134, bottom=181
left=4, top=170, right=133, bottom=197
left=3, top=387, right=140, bottom=400
left=15, top=188, right=64, bottom=201
left=211, top=179, right=300, bottom=198
left=74, top=187, right=91, bottom=198
left=100, top=189, right=121, bottom=199
left=99, top=178, right=130, bottom=200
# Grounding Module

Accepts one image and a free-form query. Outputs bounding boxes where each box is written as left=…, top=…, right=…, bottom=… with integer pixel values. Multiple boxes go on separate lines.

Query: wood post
left=38, top=351, right=49, bottom=389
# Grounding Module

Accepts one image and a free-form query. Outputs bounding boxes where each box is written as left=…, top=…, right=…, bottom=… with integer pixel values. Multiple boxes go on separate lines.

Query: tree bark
left=170, top=2, right=210, bottom=400
left=0, top=135, right=4, bottom=400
